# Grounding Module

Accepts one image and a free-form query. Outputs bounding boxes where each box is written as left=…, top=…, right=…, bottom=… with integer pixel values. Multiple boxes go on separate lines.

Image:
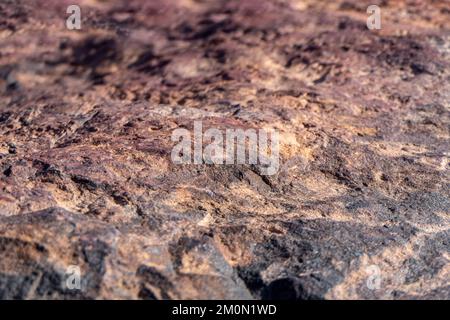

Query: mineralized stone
left=0, top=0, right=448, bottom=299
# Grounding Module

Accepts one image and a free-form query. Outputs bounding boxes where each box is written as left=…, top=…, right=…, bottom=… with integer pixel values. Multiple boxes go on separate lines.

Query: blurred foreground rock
left=0, top=0, right=449, bottom=299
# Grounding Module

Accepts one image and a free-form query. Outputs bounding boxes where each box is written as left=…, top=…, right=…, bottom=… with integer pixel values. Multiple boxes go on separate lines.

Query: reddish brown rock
left=0, top=0, right=449, bottom=299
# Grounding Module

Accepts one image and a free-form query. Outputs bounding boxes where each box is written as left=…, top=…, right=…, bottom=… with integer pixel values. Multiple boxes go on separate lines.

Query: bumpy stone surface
left=0, top=0, right=449, bottom=299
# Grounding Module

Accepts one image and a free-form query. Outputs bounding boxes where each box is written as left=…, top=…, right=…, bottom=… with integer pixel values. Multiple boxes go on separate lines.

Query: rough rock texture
left=0, top=0, right=449, bottom=299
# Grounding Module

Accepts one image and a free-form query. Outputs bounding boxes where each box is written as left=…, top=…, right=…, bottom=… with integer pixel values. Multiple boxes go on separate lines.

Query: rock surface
left=0, top=0, right=449, bottom=299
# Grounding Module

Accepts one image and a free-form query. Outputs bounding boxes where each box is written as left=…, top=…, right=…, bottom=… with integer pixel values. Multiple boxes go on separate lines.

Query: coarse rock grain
left=0, top=0, right=449, bottom=299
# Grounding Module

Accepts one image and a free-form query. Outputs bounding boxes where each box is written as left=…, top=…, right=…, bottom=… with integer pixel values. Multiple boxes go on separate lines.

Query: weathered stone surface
left=0, top=0, right=449, bottom=299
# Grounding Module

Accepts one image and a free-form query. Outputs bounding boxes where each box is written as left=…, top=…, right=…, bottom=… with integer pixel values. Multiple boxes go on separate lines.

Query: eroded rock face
left=0, top=0, right=449, bottom=299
